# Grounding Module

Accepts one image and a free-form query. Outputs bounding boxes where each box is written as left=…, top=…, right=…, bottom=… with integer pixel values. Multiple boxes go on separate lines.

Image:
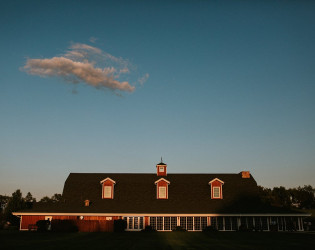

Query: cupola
left=156, top=158, right=167, bottom=176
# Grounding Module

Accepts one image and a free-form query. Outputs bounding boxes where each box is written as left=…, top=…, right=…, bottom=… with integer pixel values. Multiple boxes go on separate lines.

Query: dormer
left=155, top=178, right=170, bottom=199
left=208, top=178, right=224, bottom=199
left=100, top=177, right=116, bottom=199
left=156, top=159, right=167, bottom=176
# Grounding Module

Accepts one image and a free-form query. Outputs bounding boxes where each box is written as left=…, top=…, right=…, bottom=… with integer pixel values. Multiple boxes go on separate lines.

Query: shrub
left=239, top=224, right=253, bottom=232
left=113, top=219, right=127, bottom=232
left=36, top=220, right=49, bottom=232
left=202, top=226, right=218, bottom=232
left=172, top=226, right=186, bottom=232
left=141, top=225, right=156, bottom=232
left=51, top=220, right=78, bottom=232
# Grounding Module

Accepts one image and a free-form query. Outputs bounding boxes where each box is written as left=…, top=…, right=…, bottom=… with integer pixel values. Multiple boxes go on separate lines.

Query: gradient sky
left=1, top=0, right=314, bottom=199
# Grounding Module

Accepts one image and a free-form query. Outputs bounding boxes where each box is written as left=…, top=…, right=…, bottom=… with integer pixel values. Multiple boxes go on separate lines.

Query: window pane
left=194, top=217, right=200, bottom=231
left=201, top=217, right=207, bottom=230
left=139, top=217, right=144, bottom=229
left=231, top=217, right=238, bottom=230
left=150, top=217, right=157, bottom=230
left=213, top=187, right=220, bottom=198
left=134, top=217, right=138, bottom=229
left=128, top=217, right=133, bottom=229
left=159, top=186, right=166, bottom=198
left=217, top=217, right=224, bottom=230
left=171, top=217, right=177, bottom=230
left=187, top=217, right=193, bottom=230
left=104, top=186, right=112, bottom=198
left=211, top=217, right=217, bottom=230
left=180, top=217, right=187, bottom=230
left=157, top=217, right=163, bottom=230
left=164, top=217, right=170, bottom=230
left=225, top=217, right=231, bottom=230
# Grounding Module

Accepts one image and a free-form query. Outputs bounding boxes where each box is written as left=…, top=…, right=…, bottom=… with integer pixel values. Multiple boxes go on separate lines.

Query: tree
left=0, top=195, right=10, bottom=213
left=39, top=196, right=52, bottom=203
left=272, top=186, right=291, bottom=207
left=39, top=194, right=62, bottom=203
left=51, top=193, right=62, bottom=202
left=4, top=190, right=26, bottom=226
left=24, top=192, right=36, bottom=203
left=290, top=185, right=315, bottom=209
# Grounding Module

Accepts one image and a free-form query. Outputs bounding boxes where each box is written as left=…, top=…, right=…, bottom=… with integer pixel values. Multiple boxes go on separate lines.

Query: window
left=100, top=178, right=116, bottom=199
left=213, top=187, right=220, bottom=198
left=159, top=186, right=166, bottom=198
left=159, top=167, right=165, bottom=172
left=124, top=217, right=144, bottom=230
left=104, top=186, right=112, bottom=198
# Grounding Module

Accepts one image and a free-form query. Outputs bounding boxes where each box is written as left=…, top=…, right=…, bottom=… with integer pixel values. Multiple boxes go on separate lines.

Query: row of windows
left=101, top=178, right=223, bottom=200
left=122, top=216, right=303, bottom=231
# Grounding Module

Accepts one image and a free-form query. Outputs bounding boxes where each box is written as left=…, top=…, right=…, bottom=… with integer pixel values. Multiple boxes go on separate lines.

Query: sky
left=0, top=0, right=314, bottom=199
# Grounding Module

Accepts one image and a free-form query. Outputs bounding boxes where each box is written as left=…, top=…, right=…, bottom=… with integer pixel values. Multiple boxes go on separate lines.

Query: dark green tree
left=24, top=192, right=36, bottom=203
left=51, top=193, right=62, bottom=202
left=39, top=196, right=52, bottom=203
left=39, top=194, right=62, bottom=203
left=4, top=190, right=26, bottom=226
left=272, top=186, right=291, bottom=207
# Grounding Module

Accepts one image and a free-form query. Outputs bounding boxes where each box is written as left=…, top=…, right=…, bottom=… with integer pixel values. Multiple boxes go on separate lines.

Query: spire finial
left=161, top=156, right=163, bottom=163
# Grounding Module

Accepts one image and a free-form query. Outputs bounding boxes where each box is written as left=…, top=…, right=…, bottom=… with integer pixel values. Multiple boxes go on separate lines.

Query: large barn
left=13, top=161, right=309, bottom=232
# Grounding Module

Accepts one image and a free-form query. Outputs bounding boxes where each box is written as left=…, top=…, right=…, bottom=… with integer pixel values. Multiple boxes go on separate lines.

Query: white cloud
left=22, top=43, right=148, bottom=94
left=138, top=73, right=149, bottom=85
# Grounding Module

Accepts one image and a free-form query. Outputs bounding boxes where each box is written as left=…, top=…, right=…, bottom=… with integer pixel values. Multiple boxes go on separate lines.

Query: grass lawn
left=1, top=231, right=314, bottom=250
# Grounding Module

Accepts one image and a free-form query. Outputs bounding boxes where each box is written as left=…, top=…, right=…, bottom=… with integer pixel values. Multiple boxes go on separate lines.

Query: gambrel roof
left=25, top=172, right=281, bottom=214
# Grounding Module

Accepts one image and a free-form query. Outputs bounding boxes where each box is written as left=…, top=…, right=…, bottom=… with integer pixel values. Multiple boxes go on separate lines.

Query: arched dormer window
left=208, top=178, right=224, bottom=199
left=155, top=178, right=170, bottom=199
left=100, top=177, right=116, bottom=199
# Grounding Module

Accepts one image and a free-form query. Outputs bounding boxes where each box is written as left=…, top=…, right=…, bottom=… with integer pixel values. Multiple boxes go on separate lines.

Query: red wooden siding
left=21, top=215, right=119, bottom=232
left=21, top=215, right=45, bottom=230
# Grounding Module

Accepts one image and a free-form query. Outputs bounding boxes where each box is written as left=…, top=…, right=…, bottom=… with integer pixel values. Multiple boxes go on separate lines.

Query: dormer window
left=155, top=178, right=170, bottom=199
left=208, top=178, right=224, bottom=199
left=100, top=177, right=116, bottom=199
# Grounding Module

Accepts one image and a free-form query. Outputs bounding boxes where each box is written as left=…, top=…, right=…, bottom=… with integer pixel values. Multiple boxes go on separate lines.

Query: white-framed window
left=104, top=186, right=112, bottom=198
left=123, top=217, right=144, bottom=231
left=45, top=216, right=52, bottom=221
left=159, top=166, right=165, bottom=172
left=159, top=186, right=167, bottom=198
left=213, top=187, right=221, bottom=198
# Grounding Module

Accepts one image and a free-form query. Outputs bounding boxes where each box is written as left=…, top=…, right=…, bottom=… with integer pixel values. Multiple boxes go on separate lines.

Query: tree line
left=258, top=185, right=315, bottom=209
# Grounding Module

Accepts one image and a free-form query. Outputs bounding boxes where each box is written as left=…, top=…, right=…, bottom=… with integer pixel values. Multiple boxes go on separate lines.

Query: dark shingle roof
left=27, top=172, right=289, bottom=214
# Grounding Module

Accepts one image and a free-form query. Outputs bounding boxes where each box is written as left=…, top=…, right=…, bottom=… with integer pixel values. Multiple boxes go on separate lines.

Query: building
left=13, top=161, right=309, bottom=231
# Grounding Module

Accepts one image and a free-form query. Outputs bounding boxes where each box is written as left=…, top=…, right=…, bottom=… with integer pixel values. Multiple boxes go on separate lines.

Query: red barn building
left=13, top=160, right=309, bottom=232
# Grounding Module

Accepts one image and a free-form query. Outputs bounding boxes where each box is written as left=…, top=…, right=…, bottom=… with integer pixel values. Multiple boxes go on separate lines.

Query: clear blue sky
left=1, top=0, right=314, bottom=199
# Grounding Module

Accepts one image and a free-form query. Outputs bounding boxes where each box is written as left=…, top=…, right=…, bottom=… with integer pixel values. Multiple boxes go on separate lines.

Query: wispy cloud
left=89, top=37, right=98, bottom=43
left=22, top=43, right=149, bottom=94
